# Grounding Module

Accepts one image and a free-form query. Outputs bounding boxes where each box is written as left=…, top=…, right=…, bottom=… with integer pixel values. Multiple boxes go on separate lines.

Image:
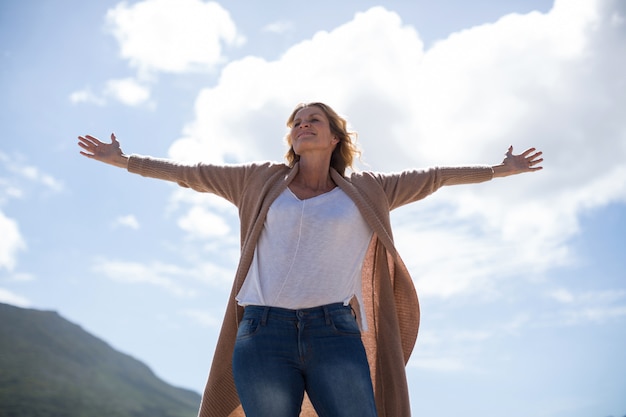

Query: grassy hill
left=0, top=302, right=201, bottom=417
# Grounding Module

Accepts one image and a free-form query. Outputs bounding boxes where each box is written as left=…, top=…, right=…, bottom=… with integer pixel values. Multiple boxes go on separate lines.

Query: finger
left=520, top=147, right=536, bottom=157
left=77, top=136, right=98, bottom=150
left=528, top=156, right=544, bottom=171
left=77, top=141, right=91, bottom=151
left=77, top=135, right=94, bottom=145
left=84, top=134, right=104, bottom=145
left=506, top=145, right=513, bottom=156
left=111, top=132, right=118, bottom=144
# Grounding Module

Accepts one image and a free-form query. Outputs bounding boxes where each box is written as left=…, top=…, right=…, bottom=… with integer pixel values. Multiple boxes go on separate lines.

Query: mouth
left=297, top=132, right=314, bottom=139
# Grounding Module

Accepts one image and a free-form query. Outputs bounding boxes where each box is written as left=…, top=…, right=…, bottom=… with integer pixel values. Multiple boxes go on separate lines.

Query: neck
left=294, top=157, right=334, bottom=191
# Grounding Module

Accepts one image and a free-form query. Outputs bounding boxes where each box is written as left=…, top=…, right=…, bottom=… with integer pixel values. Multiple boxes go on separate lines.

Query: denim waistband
left=243, top=302, right=350, bottom=325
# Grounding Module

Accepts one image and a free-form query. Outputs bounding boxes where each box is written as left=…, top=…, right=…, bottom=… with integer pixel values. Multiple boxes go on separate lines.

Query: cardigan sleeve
left=127, top=155, right=276, bottom=207
left=372, top=165, right=494, bottom=210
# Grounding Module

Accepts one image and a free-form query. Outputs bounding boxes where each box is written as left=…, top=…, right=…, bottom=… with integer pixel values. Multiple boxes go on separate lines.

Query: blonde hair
left=284, top=102, right=360, bottom=176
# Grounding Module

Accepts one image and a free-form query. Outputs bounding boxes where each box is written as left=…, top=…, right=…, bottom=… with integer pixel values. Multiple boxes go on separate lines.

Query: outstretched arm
left=492, top=146, right=543, bottom=178
left=78, top=133, right=129, bottom=169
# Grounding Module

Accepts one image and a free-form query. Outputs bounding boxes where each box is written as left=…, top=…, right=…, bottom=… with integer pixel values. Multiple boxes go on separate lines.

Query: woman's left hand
left=492, top=146, right=543, bottom=178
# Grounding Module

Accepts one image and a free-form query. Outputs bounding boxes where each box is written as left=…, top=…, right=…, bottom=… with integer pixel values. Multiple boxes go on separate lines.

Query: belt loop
left=323, top=304, right=331, bottom=325
left=261, top=306, right=270, bottom=326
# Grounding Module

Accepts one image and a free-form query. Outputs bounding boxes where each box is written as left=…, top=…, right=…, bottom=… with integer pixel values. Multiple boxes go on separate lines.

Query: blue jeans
left=232, top=303, right=378, bottom=417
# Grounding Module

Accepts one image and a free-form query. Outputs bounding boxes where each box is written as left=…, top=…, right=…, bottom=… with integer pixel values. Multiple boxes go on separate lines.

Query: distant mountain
left=0, top=302, right=201, bottom=417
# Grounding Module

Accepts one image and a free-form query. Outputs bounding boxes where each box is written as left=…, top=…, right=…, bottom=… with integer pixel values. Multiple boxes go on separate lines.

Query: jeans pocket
left=236, top=318, right=260, bottom=340
left=331, top=310, right=361, bottom=336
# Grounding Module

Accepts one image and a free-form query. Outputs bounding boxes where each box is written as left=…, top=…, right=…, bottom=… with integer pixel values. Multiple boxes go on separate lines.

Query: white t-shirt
left=236, top=186, right=373, bottom=328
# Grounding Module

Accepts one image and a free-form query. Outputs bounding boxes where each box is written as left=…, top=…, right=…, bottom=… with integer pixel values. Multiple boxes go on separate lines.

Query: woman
left=78, top=102, right=543, bottom=417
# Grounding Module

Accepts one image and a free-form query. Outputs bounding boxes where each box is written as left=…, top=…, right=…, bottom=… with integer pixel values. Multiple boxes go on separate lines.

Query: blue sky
left=1, top=0, right=625, bottom=416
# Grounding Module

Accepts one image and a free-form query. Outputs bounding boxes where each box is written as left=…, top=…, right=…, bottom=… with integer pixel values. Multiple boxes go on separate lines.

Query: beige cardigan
left=127, top=156, right=494, bottom=417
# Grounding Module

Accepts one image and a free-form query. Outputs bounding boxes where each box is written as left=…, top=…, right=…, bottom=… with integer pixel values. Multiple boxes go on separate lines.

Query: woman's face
left=289, top=106, right=339, bottom=157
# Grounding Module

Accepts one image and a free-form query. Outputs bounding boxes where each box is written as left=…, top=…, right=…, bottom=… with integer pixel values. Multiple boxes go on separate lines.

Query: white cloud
left=93, top=259, right=196, bottom=297
left=69, top=87, right=106, bottom=106
left=559, top=305, right=626, bottom=323
left=262, top=20, right=294, bottom=35
left=83, top=0, right=245, bottom=108
left=0, top=288, right=30, bottom=307
left=167, top=188, right=235, bottom=214
left=105, top=0, right=244, bottom=74
left=408, top=327, right=493, bottom=373
left=70, top=78, right=152, bottom=107
left=547, top=288, right=576, bottom=303
left=164, top=0, right=625, bottom=299
left=547, top=287, right=626, bottom=306
left=177, top=206, right=230, bottom=239
left=6, top=272, right=35, bottom=282
left=104, top=78, right=151, bottom=106
left=0, top=167, right=26, bottom=271
left=544, top=288, right=626, bottom=325
left=0, top=152, right=64, bottom=194
left=0, top=211, right=26, bottom=272
left=0, top=153, right=65, bottom=272
left=501, top=313, right=532, bottom=336
left=0, top=180, right=22, bottom=201
left=92, top=255, right=234, bottom=296
left=112, top=214, right=140, bottom=230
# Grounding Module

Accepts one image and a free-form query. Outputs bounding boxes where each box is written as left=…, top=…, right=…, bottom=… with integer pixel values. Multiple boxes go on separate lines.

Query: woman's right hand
left=78, top=133, right=129, bottom=169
